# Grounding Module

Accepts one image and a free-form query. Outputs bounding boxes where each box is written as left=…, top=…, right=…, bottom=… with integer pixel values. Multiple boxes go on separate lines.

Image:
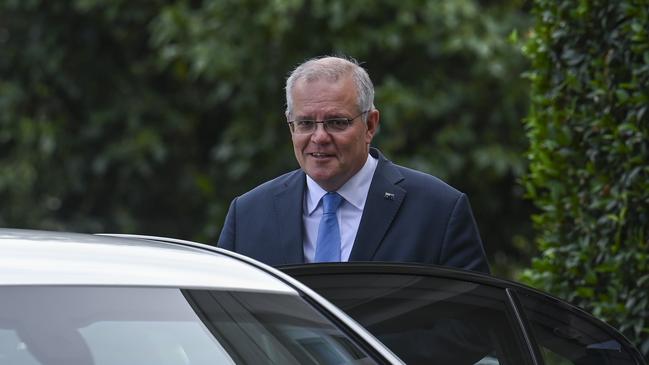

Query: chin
left=308, top=171, right=333, bottom=182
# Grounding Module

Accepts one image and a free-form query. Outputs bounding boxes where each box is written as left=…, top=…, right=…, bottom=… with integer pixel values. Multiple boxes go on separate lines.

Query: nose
left=310, top=123, right=332, bottom=143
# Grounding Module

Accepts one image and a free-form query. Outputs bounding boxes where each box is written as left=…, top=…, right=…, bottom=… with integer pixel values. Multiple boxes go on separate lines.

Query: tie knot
left=322, top=192, right=343, bottom=214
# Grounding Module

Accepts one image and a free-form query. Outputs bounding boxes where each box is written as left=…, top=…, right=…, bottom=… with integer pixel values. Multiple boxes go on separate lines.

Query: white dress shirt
left=303, top=153, right=379, bottom=262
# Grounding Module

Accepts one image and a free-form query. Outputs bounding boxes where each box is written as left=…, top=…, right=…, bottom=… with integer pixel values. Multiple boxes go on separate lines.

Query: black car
left=280, top=263, right=646, bottom=365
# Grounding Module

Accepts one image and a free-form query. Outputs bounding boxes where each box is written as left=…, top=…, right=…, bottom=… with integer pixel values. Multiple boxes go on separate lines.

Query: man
left=218, top=56, right=489, bottom=273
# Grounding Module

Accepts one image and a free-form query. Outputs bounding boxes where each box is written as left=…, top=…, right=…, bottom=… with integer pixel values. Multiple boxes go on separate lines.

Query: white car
left=0, top=229, right=403, bottom=365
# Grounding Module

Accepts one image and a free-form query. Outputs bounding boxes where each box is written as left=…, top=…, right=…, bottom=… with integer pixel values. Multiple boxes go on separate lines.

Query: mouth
left=308, top=152, right=336, bottom=159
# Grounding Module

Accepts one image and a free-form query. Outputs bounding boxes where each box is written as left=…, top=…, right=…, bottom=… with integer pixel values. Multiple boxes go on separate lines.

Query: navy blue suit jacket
left=218, top=148, right=489, bottom=273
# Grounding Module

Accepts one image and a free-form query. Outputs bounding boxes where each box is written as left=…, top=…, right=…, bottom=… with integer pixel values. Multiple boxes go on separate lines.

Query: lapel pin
left=383, top=192, right=395, bottom=200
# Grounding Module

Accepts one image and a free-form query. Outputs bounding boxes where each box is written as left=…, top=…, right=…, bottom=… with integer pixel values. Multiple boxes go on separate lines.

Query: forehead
left=291, top=76, right=358, bottom=116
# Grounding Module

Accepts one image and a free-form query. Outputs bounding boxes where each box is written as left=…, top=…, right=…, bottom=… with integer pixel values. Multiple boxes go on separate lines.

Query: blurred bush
left=0, top=0, right=532, bottom=276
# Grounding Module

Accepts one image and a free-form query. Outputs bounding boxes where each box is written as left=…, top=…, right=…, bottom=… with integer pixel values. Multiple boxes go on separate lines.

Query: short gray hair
left=285, top=56, right=375, bottom=120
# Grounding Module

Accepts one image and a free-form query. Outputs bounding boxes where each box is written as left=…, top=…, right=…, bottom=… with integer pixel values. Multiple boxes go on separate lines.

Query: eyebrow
left=295, top=113, right=348, bottom=120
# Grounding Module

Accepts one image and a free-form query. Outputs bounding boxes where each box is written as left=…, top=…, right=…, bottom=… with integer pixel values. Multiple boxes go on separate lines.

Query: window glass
left=292, top=273, right=528, bottom=365
left=0, top=286, right=378, bottom=365
left=517, top=291, right=637, bottom=365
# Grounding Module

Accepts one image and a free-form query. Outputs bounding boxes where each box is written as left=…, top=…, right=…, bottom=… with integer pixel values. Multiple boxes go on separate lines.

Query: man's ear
left=365, top=109, right=380, bottom=142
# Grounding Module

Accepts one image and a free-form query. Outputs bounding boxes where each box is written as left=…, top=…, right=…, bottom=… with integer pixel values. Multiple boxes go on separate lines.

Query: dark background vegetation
left=0, top=0, right=534, bottom=277
left=1, top=0, right=647, bottom=356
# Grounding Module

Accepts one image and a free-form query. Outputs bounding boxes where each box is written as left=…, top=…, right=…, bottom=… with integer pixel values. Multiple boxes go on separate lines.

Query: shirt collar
left=305, top=153, right=379, bottom=215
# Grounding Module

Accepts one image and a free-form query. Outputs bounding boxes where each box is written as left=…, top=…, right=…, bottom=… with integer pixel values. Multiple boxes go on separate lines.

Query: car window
left=0, top=286, right=379, bottom=365
left=517, top=291, right=639, bottom=365
left=289, top=272, right=529, bottom=365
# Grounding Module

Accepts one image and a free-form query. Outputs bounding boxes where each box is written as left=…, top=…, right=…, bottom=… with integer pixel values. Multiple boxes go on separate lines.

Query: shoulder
left=394, top=164, right=461, bottom=198
left=236, top=169, right=304, bottom=202
left=373, top=149, right=463, bottom=201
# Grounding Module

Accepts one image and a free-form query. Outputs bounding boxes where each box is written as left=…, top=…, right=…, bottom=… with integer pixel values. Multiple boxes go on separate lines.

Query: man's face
left=288, top=76, right=379, bottom=191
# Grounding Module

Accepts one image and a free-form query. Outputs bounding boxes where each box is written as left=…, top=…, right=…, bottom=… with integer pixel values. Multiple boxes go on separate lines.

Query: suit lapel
left=349, top=149, right=405, bottom=261
left=274, top=170, right=306, bottom=264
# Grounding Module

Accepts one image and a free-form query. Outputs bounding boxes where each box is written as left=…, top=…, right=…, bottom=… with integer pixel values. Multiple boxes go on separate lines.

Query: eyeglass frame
left=287, top=110, right=371, bottom=134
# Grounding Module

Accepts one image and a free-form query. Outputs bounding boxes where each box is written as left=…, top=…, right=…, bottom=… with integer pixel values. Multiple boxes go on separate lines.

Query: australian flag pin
left=383, top=192, right=395, bottom=200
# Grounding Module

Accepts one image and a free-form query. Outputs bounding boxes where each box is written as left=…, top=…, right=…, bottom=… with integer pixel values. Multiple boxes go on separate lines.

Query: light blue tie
left=314, top=192, right=344, bottom=262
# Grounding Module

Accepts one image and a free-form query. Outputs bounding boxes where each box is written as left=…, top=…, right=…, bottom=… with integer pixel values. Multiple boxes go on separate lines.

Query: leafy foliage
left=0, top=0, right=531, bottom=275
left=0, top=1, right=212, bottom=236
left=521, top=0, right=649, bottom=356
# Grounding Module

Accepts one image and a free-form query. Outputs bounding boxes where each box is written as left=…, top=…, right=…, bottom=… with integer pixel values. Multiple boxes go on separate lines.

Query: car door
left=280, top=263, right=646, bottom=365
left=513, top=289, right=644, bottom=365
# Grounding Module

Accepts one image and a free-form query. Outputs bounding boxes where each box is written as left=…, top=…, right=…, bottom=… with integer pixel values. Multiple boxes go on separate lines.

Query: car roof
left=0, top=228, right=295, bottom=294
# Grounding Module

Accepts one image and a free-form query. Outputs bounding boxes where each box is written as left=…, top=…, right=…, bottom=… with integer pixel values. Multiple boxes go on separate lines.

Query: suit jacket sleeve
left=439, top=194, right=490, bottom=273
left=217, top=198, right=237, bottom=251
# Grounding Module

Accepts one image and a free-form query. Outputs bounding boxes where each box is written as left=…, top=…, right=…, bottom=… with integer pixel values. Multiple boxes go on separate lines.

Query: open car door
left=280, top=263, right=646, bottom=365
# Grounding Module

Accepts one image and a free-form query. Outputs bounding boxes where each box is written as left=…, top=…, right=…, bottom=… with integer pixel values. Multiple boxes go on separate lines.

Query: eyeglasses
left=288, top=110, right=370, bottom=134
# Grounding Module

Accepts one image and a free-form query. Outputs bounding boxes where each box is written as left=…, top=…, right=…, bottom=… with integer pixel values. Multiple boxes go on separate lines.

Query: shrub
left=522, top=0, right=649, bottom=357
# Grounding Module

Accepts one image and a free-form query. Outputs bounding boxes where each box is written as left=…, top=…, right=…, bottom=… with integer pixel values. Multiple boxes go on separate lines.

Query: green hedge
left=522, top=0, right=649, bottom=357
